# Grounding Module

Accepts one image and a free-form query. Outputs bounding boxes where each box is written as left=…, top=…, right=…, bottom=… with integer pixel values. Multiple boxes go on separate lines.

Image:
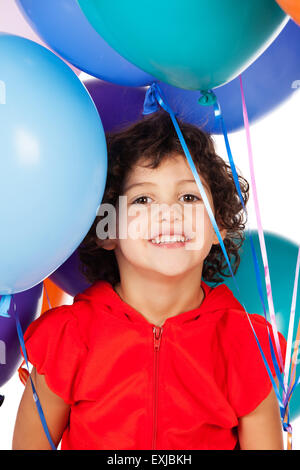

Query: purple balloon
left=0, top=282, right=43, bottom=387
left=50, top=79, right=146, bottom=296
left=49, top=249, right=90, bottom=297
left=84, top=79, right=147, bottom=132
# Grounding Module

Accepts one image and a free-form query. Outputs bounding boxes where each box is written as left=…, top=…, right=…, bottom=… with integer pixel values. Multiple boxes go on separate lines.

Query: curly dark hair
left=78, top=110, right=249, bottom=287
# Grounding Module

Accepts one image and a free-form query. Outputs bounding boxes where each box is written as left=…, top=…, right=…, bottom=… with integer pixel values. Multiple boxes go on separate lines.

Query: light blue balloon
left=0, top=34, right=107, bottom=294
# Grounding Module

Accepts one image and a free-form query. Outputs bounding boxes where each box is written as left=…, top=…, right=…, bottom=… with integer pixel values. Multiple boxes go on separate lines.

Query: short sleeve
left=227, top=311, right=287, bottom=418
left=22, top=305, right=88, bottom=405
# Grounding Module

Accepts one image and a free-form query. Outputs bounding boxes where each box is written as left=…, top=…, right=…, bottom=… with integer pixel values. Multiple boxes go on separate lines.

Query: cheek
left=185, top=205, right=214, bottom=237
left=203, top=211, right=216, bottom=239
left=117, top=205, right=151, bottom=241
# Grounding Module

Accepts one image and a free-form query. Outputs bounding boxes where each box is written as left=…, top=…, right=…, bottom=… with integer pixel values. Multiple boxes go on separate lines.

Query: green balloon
left=216, top=230, right=300, bottom=421
left=77, top=0, right=287, bottom=90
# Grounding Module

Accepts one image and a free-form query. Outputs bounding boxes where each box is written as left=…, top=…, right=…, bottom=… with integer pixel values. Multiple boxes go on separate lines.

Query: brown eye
left=180, top=194, right=200, bottom=202
left=132, top=196, right=151, bottom=204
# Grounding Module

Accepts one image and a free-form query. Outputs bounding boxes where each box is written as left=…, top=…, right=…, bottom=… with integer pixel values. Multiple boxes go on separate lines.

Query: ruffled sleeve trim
left=225, top=310, right=286, bottom=418
left=23, top=305, right=88, bottom=405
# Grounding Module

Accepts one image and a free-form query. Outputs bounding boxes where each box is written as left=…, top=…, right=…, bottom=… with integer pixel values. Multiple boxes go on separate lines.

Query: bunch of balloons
left=1, top=0, right=300, bottom=428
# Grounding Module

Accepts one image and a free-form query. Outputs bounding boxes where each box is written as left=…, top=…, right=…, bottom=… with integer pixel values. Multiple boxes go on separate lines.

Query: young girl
left=13, top=111, right=286, bottom=450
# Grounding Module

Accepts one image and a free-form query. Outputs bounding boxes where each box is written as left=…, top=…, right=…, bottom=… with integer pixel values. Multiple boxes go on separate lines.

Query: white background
left=1, top=73, right=300, bottom=450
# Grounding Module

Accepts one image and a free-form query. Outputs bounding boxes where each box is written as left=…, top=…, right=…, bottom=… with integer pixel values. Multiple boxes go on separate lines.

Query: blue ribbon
left=211, top=95, right=286, bottom=395
left=142, top=82, right=286, bottom=417
left=12, top=298, right=57, bottom=450
left=143, top=83, right=237, bottom=277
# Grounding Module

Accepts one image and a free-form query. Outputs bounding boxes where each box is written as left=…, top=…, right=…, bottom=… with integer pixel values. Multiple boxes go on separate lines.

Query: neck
left=114, top=266, right=204, bottom=327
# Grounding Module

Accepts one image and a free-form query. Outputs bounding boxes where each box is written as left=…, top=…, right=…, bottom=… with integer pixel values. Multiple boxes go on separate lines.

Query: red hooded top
left=23, top=279, right=286, bottom=450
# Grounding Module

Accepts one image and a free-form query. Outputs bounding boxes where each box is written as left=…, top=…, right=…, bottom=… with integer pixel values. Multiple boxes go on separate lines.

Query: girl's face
left=103, top=154, right=226, bottom=280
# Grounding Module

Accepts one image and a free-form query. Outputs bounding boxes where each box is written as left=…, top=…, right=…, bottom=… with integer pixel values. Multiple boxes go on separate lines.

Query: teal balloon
left=77, top=0, right=287, bottom=91
left=0, top=34, right=107, bottom=294
left=218, top=230, right=300, bottom=421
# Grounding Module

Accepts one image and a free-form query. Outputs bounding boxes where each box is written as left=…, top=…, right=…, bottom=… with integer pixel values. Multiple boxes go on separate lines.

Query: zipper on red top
left=152, top=325, right=163, bottom=450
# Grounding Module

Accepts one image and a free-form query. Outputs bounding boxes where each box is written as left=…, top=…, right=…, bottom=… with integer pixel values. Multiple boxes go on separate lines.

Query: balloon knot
left=198, top=90, right=217, bottom=106
left=143, top=83, right=160, bottom=115
left=0, top=294, right=12, bottom=318
left=282, top=421, right=292, bottom=433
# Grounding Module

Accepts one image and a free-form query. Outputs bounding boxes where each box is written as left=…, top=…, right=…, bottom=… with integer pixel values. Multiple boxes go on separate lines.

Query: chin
left=149, top=265, right=192, bottom=279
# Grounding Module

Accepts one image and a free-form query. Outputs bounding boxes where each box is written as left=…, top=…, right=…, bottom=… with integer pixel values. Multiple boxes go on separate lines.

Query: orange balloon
left=276, top=0, right=300, bottom=25
left=41, top=278, right=67, bottom=314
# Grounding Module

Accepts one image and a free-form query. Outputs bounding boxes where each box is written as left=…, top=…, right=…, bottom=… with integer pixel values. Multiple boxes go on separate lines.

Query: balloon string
left=12, top=298, right=56, bottom=450
left=287, top=308, right=300, bottom=399
left=284, top=247, right=300, bottom=395
left=284, top=262, right=300, bottom=410
left=214, top=81, right=300, bottom=443
left=238, top=74, right=285, bottom=373
left=238, top=75, right=300, bottom=447
left=282, top=405, right=293, bottom=450
left=18, top=282, right=53, bottom=385
left=143, top=82, right=284, bottom=412
left=199, top=88, right=287, bottom=399
left=209, top=90, right=285, bottom=396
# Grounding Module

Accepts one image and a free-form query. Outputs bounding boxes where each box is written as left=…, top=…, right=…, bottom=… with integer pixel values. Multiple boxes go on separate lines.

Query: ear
left=212, top=227, right=227, bottom=245
left=96, top=237, right=118, bottom=251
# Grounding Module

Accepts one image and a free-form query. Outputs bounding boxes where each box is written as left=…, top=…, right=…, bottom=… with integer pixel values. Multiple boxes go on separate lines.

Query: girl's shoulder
left=217, top=308, right=286, bottom=418
left=216, top=307, right=286, bottom=362
left=216, top=306, right=280, bottom=337
left=24, top=299, right=93, bottom=347
left=23, top=301, right=94, bottom=405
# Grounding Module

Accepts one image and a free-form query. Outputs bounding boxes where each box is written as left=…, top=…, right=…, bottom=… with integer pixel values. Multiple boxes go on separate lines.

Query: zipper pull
left=153, top=326, right=163, bottom=350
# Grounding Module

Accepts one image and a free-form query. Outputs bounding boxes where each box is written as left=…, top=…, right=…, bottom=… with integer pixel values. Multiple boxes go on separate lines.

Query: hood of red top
left=73, top=279, right=244, bottom=327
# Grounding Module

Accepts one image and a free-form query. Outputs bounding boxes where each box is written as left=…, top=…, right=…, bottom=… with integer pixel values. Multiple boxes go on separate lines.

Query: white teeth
left=150, top=235, right=190, bottom=244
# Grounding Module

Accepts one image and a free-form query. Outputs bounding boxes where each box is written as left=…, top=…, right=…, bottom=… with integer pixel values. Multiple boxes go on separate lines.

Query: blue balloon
left=211, top=230, right=300, bottom=420
left=158, top=20, right=300, bottom=134
left=50, top=79, right=147, bottom=297
left=16, top=0, right=155, bottom=87
left=0, top=34, right=107, bottom=294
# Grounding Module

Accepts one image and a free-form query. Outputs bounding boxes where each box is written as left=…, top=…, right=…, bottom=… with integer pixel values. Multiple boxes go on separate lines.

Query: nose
left=149, top=203, right=185, bottom=239
left=158, top=203, right=183, bottom=224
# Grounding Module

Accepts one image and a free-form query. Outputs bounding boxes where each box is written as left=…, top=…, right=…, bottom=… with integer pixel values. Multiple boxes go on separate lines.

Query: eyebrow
left=124, top=179, right=210, bottom=193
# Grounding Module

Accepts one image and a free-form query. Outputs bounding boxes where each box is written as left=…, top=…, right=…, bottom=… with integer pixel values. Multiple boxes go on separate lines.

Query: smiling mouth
left=148, top=234, right=192, bottom=247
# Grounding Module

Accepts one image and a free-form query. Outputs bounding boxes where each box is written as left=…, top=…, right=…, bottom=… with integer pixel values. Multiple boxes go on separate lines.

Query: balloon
left=0, top=35, right=107, bottom=295
left=0, top=283, right=43, bottom=387
left=157, top=20, right=300, bottom=134
left=213, top=230, right=300, bottom=420
left=41, top=279, right=68, bottom=314
left=16, top=0, right=155, bottom=87
left=84, top=79, right=146, bottom=132
left=276, top=0, right=300, bottom=25
left=77, top=0, right=287, bottom=91
left=0, top=0, right=80, bottom=75
left=49, top=78, right=147, bottom=296
left=50, top=249, right=91, bottom=297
